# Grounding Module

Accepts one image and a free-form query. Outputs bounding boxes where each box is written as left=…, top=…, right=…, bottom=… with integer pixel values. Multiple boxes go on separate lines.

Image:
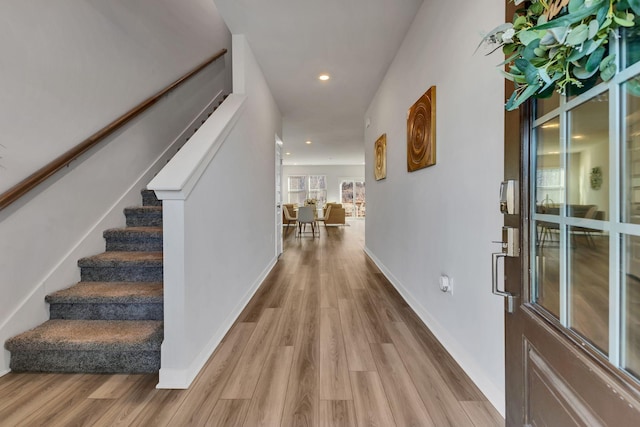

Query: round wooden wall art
left=374, top=134, right=387, bottom=181
left=407, top=86, right=436, bottom=172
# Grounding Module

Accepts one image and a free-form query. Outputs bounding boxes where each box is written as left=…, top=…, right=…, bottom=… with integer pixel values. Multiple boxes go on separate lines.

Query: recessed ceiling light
left=572, top=135, right=584, bottom=140
left=318, top=74, right=330, bottom=81
left=542, top=123, right=559, bottom=129
left=285, top=152, right=291, bottom=155
left=305, top=140, right=312, bottom=144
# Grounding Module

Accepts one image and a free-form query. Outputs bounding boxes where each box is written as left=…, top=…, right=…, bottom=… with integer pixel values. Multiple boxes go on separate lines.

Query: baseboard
left=363, top=246, right=505, bottom=417
left=157, top=256, right=277, bottom=389
left=0, top=368, right=9, bottom=378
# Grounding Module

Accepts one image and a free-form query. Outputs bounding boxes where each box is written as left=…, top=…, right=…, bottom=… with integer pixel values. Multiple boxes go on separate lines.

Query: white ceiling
left=213, top=0, right=423, bottom=165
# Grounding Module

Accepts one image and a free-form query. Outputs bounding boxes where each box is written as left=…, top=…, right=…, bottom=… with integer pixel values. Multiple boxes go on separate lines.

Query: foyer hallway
left=0, top=220, right=502, bottom=426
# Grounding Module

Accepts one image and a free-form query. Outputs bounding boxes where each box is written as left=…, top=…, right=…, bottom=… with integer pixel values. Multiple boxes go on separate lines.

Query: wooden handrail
left=0, top=48, right=227, bottom=211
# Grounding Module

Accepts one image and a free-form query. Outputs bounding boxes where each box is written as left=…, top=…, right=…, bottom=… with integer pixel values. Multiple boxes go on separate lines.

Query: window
left=287, top=176, right=306, bottom=205
left=308, top=175, right=327, bottom=206
left=536, top=168, right=565, bottom=207
left=287, top=175, right=326, bottom=205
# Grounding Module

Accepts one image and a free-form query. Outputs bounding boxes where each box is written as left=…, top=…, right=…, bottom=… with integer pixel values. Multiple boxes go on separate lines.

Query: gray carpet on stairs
left=4, top=189, right=164, bottom=374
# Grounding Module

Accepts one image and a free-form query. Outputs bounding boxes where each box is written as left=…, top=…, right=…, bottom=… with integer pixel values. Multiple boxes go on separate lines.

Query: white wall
left=283, top=165, right=365, bottom=204
left=0, top=0, right=231, bottom=374
left=0, top=0, right=231, bottom=193
left=150, top=35, right=282, bottom=387
left=364, top=0, right=506, bottom=414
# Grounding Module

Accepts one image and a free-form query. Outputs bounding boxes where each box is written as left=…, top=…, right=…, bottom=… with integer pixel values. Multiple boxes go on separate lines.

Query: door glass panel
left=623, top=76, right=640, bottom=224
left=534, top=220, right=560, bottom=318
left=568, top=228, right=609, bottom=355
left=536, top=92, right=560, bottom=119
left=623, top=235, right=640, bottom=379
left=567, top=93, right=609, bottom=220
left=341, top=181, right=354, bottom=217
left=535, top=118, right=563, bottom=209
left=355, top=181, right=365, bottom=218
left=340, top=180, right=366, bottom=218
left=623, top=25, right=640, bottom=69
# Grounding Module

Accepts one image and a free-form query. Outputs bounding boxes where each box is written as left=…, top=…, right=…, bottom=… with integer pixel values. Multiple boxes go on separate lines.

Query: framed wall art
left=374, top=133, right=387, bottom=181
left=407, top=86, right=436, bottom=172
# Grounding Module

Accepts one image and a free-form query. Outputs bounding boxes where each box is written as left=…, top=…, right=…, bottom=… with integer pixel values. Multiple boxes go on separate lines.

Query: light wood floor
left=0, top=220, right=503, bottom=426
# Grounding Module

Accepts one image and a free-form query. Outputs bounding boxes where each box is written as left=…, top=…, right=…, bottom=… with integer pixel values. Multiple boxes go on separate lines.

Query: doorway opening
left=340, top=179, right=365, bottom=218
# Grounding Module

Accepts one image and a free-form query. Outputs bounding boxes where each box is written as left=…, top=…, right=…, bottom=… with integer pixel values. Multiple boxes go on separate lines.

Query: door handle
left=492, top=252, right=517, bottom=314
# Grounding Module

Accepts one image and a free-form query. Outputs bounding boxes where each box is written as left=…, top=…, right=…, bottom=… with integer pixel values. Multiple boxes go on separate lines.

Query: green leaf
left=566, top=24, right=589, bottom=46
left=600, top=54, right=617, bottom=80
left=530, top=57, right=550, bottom=67
left=506, top=82, right=543, bottom=111
left=548, top=27, right=570, bottom=44
left=518, top=29, right=541, bottom=46
left=515, top=58, right=540, bottom=85
left=573, top=64, right=599, bottom=79
left=618, top=0, right=632, bottom=11
left=613, top=13, right=635, bottom=27
left=588, top=19, right=599, bottom=39
left=503, top=43, right=518, bottom=55
left=596, top=5, right=608, bottom=25
left=600, top=16, right=613, bottom=30
left=628, top=0, right=640, bottom=16
left=567, top=40, right=595, bottom=62
left=585, top=46, right=606, bottom=72
left=505, top=90, right=518, bottom=110
left=535, top=83, right=557, bottom=99
left=539, top=67, right=551, bottom=84
left=498, top=51, right=520, bottom=66
left=534, top=0, right=607, bottom=30
left=569, top=0, right=585, bottom=14
left=534, top=47, right=547, bottom=57
left=513, top=15, right=528, bottom=30
left=530, top=1, right=544, bottom=15
left=600, top=53, right=616, bottom=69
left=523, top=39, right=542, bottom=60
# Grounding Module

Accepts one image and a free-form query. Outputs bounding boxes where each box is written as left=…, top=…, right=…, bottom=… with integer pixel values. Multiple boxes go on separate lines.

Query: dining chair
left=282, top=205, right=298, bottom=235
left=316, top=204, right=331, bottom=229
left=297, top=206, right=316, bottom=237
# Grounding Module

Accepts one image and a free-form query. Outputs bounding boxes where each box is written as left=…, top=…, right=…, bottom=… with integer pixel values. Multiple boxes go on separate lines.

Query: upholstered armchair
left=323, top=203, right=346, bottom=225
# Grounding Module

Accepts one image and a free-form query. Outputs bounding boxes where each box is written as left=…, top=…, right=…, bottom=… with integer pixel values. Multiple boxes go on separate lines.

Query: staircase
left=5, top=189, right=164, bottom=373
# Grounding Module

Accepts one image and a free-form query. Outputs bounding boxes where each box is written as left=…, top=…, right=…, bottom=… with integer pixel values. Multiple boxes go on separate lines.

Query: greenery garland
left=481, top=0, right=640, bottom=110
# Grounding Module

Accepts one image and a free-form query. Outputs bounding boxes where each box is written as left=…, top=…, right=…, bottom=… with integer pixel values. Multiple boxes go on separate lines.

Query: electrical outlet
left=439, top=275, right=453, bottom=294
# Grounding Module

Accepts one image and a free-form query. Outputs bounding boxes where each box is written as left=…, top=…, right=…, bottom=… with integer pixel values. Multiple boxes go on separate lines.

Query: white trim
left=157, top=257, right=276, bottom=389
left=364, top=246, right=505, bottom=417
left=149, top=94, right=248, bottom=199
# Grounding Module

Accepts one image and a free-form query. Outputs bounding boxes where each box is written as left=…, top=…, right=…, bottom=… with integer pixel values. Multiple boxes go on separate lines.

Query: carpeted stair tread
left=78, top=251, right=163, bottom=267
left=125, top=206, right=162, bottom=213
left=104, top=227, right=163, bottom=237
left=46, top=282, right=163, bottom=304
left=5, top=320, right=163, bottom=352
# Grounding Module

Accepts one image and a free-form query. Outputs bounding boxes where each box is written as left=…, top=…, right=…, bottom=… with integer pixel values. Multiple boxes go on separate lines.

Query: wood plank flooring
left=0, top=220, right=503, bottom=426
